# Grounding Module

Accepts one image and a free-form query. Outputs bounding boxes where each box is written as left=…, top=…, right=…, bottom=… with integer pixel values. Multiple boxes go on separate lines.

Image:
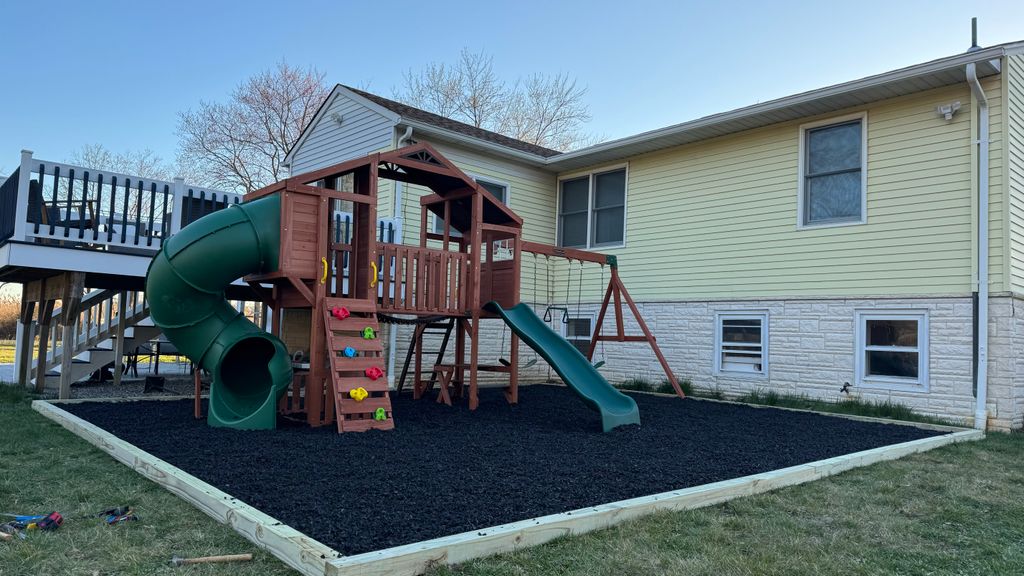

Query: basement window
left=563, top=315, right=594, bottom=356
left=798, top=113, right=867, bottom=228
left=856, top=310, right=928, bottom=391
left=715, top=312, right=768, bottom=376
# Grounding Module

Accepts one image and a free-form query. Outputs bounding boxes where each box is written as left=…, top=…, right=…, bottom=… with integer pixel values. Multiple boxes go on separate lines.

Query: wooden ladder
left=323, top=298, right=394, bottom=432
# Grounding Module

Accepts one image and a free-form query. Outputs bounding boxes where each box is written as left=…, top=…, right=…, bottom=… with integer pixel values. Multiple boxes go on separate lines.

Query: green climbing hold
left=362, top=327, right=377, bottom=339
left=373, top=407, right=387, bottom=421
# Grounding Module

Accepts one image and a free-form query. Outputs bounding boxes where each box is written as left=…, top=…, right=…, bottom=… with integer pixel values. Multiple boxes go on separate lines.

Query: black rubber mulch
left=63, top=385, right=941, bottom=556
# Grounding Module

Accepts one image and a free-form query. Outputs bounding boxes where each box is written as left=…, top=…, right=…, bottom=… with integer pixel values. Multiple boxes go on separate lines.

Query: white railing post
left=13, top=150, right=33, bottom=241
left=169, top=177, right=186, bottom=235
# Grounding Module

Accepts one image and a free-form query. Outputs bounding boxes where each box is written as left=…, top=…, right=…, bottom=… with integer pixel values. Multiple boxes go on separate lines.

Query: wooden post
left=58, top=273, right=85, bottom=400
left=455, top=318, right=466, bottom=400
left=34, top=299, right=55, bottom=393
left=112, top=292, right=127, bottom=386
left=507, top=233, right=521, bottom=404
left=15, top=299, right=36, bottom=388
left=468, top=190, right=484, bottom=411
left=194, top=369, right=202, bottom=419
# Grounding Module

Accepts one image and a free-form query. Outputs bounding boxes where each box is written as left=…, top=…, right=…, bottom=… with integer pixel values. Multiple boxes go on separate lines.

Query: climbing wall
left=323, top=298, right=394, bottom=432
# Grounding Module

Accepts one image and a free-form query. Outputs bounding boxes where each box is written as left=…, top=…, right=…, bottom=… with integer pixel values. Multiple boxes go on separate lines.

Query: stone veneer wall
left=380, top=296, right=1023, bottom=431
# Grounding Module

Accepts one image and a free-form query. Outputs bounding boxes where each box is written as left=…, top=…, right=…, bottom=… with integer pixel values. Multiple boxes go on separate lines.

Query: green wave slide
left=484, top=301, right=640, bottom=432
left=146, top=195, right=293, bottom=430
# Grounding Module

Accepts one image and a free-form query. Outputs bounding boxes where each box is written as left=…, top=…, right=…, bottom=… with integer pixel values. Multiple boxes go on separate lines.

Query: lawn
left=1, top=384, right=1021, bottom=576
left=0, top=341, right=13, bottom=364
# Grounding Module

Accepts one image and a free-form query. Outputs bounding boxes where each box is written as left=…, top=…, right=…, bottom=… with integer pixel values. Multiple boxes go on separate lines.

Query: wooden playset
left=164, top=143, right=681, bottom=432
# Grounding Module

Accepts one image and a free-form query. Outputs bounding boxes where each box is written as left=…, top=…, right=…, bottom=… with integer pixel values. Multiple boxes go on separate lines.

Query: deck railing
left=4, top=151, right=403, bottom=259
left=377, top=244, right=470, bottom=315
left=5, top=150, right=244, bottom=255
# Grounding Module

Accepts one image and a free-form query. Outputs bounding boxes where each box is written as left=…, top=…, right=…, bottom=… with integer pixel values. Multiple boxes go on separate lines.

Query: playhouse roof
left=271, top=143, right=522, bottom=234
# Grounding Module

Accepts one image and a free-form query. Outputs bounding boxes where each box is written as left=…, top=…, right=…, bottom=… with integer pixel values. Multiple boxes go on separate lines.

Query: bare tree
left=69, top=144, right=177, bottom=181
left=395, top=49, right=594, bottom=151
left=177, top=62, right=330, bottom=193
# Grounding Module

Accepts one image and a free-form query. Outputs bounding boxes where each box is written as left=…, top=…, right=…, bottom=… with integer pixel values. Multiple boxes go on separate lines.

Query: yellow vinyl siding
left=1006, top=54, right=1024, bottom=293
left=558, top=82, right=1006, bottom=301
left=396, top=139, right=557, bottom=303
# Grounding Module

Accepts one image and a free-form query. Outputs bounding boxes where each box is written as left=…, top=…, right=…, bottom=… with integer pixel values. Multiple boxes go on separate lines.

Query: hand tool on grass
left=169, top=553, right=253, bottom=567
left=1, top=512, right=62, bottom=530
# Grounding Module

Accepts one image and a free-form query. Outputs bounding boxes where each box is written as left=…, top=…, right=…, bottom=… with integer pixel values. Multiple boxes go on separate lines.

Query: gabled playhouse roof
left=287, top=41, right=1021, bottom=172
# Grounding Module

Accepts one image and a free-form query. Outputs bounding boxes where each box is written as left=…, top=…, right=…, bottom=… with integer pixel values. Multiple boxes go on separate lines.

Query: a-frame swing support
left=520, top=243, right=684, bottom=399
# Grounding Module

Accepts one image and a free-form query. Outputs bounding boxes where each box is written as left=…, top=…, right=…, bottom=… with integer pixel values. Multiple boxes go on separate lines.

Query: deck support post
left=15, top=298, right=36, bottom=389
left=57, top=272, right=85, bottom=400
left=112, top=292, right=127, bottom=387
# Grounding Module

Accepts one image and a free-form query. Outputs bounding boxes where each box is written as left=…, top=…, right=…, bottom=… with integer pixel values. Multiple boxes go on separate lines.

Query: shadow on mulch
left=62, top=385, right=941, bottom=556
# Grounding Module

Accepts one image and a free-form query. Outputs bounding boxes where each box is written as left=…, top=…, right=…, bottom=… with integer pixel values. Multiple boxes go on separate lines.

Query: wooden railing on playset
left=376, top=244, right=470, bottom=316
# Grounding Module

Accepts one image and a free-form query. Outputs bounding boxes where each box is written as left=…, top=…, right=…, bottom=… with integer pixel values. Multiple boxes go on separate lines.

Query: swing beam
left=521, top=242, right=684, bottom=398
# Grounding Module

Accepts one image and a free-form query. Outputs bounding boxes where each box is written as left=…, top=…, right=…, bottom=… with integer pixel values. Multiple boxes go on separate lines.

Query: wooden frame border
left=32, top=400, right=342, bottom=576
left=32, top=397, right=982, bottom=576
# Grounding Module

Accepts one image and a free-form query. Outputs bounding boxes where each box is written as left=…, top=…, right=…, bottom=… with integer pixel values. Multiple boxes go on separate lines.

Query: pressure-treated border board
left=324, top=426, right=982, bottom=576
left=32, top=398, right=983, bottom=576
left=31, top=400, right=342, bottom=576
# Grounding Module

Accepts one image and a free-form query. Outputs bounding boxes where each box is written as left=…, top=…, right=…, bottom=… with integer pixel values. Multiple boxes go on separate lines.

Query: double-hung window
left=714, top=312, right=768, bottom=375
left=558, top=167, right=626, bottom=249
left=856, top=310, right=928, bottom=390
left=434, top=177, right=508, bottom=236
left=798, top=113, right=866, bottom=227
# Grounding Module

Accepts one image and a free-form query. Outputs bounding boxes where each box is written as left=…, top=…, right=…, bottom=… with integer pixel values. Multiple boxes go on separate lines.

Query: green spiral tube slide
left=145, top=195, right=292, bottom=430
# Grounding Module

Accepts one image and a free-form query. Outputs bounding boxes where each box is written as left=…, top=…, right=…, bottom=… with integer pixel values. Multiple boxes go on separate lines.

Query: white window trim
left=556, top=163, right=628, bottom=250
left=433, top=174, right=510, bottom=235
left=796, top=111, right=868, bottom=230
left=854, top=309, right=929, bottom=392
left=561, top=312, right=596, bottom=353
left=714, top=310, right=769, bottom=377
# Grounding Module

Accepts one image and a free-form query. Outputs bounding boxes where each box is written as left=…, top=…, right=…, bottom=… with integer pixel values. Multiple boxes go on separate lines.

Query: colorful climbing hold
left=343, top=346, right=357, bottom=358
left=331, top=306, right=350, bottom=320
left=373, top=407, right=387, bottom=421
left=362, top=327, right=376, bottom=339
left=364, top=366, right=384, bottom=381
left=348, top=387, right=368, bottom=401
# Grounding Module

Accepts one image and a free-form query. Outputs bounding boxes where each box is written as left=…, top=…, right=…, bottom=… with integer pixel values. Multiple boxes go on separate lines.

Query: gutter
left=966, top=61, right=990, bottom=431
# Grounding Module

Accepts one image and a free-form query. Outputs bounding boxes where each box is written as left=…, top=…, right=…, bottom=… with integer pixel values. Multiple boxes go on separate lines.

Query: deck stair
left=323, top=297, right=393, bottom=432
left=31, top=289, right=158, bottom=391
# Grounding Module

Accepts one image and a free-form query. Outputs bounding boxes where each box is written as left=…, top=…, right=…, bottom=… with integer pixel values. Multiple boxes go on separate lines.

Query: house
left=284, top=41, right=1024, bottom=431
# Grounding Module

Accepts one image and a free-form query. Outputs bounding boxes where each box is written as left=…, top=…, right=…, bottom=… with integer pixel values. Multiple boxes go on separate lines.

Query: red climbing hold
left=331, top=306, right=350, bottom=320
left=365, top=366, right=385, bottom=381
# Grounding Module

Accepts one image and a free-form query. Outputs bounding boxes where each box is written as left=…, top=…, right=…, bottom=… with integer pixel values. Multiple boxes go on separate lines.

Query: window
left=798, top=113, right=866, bottom=227
left=558, top=167, right=626, bottom=249
left=563, top=316, right=594, bottom=356
left=433, top=177, right=508, bottom=236
left=714, top=312, right=767, bottom=375
left=856, top=310, right=928, bottom=390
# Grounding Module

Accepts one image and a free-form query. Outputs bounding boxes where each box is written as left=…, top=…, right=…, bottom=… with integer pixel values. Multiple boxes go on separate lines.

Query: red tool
left=364, top=366, right=384, bottom=380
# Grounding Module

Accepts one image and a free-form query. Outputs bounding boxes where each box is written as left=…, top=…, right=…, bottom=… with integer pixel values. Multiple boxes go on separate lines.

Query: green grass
left=734, top=389, right=958, bottom=427
left=3, top=382, right=1021, bottom=576
left=0, top=383, right=295, bottom=575
left=433, top=432, right=1024, bottom=576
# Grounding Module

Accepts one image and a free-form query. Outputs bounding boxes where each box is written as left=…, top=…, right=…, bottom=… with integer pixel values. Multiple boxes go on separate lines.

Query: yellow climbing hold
left=348, top=387, right=368, bottom=402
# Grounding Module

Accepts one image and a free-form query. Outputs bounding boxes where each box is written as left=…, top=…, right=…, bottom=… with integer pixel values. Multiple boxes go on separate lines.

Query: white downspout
left=386, top=126, right=414, bottom=389
left=966, top=62, right=989, bottom=430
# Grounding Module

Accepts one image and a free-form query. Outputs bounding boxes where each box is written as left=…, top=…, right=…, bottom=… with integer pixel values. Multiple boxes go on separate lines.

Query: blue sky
left=1, top=0, right=1022, bottom=175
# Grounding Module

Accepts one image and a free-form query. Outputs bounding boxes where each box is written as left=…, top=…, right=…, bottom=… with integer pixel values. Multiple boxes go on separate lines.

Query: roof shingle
left=344, top=86, right=561, bottom=158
